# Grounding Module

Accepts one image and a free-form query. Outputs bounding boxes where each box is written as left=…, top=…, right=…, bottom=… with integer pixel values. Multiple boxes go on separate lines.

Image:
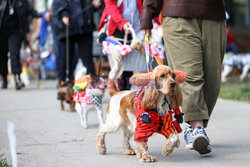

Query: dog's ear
left=171, top=83, right=182, bottom=109
left=141, top=79, right=159, bottom=110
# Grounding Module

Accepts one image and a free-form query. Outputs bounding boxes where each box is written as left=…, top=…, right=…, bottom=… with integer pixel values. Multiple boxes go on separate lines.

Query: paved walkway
left=0, top=80, right=250, bottom=167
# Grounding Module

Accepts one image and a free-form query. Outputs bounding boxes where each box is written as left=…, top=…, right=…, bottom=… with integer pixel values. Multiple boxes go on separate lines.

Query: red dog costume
left=134, top=88, right=183, bottom=142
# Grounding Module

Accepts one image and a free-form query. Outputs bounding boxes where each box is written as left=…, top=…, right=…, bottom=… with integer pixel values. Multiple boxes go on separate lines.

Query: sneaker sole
left=193, top=135, right=211, bottom=155
left=186, top=144, right=193, bottom=150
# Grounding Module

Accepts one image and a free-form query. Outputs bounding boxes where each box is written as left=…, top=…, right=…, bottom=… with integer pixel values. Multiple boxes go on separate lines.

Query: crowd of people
left=0, top=0, right=103, bottom=90
left=0, top=0, right=228, bottom=157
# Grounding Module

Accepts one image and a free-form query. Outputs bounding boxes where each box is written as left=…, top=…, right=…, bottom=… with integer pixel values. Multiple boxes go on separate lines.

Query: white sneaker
left=192, top=126, right=211, bottom=155
left=184, top=123, right=193, bottom=149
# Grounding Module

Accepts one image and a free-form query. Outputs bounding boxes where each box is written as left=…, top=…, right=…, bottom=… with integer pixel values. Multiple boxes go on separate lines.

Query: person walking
left=140, top=0, right=226, bottom=155
left=0, top=0, right=41, bottom=90
left=37, top=0, right=66, bottom=81
left=98, top=0, right=144, bottom=90
left=52, top=0, right=101, bottom=86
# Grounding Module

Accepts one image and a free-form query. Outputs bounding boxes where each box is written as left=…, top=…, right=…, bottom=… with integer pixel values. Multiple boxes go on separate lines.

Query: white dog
left=222, top=53, right=250, bottom=82
left=74, top=63, right=105, bottom=129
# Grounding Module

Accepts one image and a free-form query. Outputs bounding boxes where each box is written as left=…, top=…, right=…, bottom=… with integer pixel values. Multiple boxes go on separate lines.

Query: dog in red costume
left=96, top=65, right=185, bottom=162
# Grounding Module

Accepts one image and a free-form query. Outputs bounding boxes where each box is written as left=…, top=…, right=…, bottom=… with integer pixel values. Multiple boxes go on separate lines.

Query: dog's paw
left=96, top=135, right=106, bottom=155
left=81, top=123, right=88, bottom=129
left=123, top=147, right=136, bottom=155
left=140, top=154, right=156, bottom=163
left=162, top=133, right=180, bottom=156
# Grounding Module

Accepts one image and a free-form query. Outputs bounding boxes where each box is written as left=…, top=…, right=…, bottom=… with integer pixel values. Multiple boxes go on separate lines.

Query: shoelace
left=186, top=130, right=193, bottom=142
left=184, top=127, right=193, bottom=142
left=193, top=127, right=205, bottom=136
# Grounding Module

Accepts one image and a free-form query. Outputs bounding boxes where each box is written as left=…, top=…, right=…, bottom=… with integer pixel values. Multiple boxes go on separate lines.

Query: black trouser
left=113, top=29, right=133, bottom=90
left=0, top=29, right=23, bottom=79
left=59, top=33, right=95, bottom=83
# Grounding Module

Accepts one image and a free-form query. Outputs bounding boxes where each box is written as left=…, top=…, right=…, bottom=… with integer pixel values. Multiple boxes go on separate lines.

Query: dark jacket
left=0, top=0, right=41, bottom=34
left=52, top=0, right=96, bottom=40
left=140, top=0, right=226, bottom=30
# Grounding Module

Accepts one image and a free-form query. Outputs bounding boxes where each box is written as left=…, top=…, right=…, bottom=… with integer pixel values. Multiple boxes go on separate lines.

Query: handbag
left=44, top=53, right=56, bottom=71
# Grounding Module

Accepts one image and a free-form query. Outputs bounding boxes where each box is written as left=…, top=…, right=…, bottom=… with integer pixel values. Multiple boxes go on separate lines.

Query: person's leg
left=163, top=17, right=210, bottom=154
left=59, top=36, right=75, bottom=84
left=8, top=32, right=24, bottom=89
left=73, top=43, right=79, bottom=72
left=77, top=33, right=96, bottom=76
left=52, top=25, right=62, bottom=81
left=67, top=36, right=76, bottom=82
left=163, top=17, right=209, bottom=125
left=202, top=19, right=227, bottom=127
left=0, top=33, right=9, bottom=89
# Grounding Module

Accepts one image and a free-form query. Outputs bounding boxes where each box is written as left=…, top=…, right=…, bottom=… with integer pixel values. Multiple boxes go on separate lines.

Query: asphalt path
left=0, top=80, right=250, bottom=167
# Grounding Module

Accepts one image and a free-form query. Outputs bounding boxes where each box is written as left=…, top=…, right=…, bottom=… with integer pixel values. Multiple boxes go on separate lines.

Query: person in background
left=36, top=0, right=63, bottom=81
left=141, top=0, right=226, bottom=155
left=0, top=0, right=41, bottom=90
left=98, top=0, right=144, bottom=90
left=226, top=26, right=238, bottom=54
left=52, top=0, right=101, bottom=86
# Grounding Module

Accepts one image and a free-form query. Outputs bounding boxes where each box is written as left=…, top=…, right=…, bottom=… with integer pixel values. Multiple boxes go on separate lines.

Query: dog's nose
left=170, top=82, right=176, bottom=88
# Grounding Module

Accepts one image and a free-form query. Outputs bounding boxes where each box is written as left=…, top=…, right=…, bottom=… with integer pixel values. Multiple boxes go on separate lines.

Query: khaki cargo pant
left=163, top=17, right=226, bottom=128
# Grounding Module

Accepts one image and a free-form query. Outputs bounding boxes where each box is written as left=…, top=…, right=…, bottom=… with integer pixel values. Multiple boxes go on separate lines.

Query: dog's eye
left=160, top=74, right=165, bottom=78
left=172, top=73, right=176, bottom=79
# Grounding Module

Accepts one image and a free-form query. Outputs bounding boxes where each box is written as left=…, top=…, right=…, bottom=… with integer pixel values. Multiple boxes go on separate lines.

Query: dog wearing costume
left=73, top=75, right=105, bottom=129
left=96, top=65, right=186, bottom=162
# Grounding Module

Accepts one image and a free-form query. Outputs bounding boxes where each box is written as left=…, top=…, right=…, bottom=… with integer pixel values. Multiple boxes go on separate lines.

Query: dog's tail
left=107, top=46, right=122, bottom=97
left=108, top=79, right=119, bottom=97
left=109, top=46, right=122, bottom=80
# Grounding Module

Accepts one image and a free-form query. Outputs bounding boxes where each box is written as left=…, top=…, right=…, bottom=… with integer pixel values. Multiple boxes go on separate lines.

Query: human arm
left=140, top=0, right=163, bottom=36
left=104, top=0, right=129, bottom=31
left=52, top=0, right=69, bottom=25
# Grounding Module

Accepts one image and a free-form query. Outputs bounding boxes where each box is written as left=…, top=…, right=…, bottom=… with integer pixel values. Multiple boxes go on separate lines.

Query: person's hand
left=93, top=0, right=101, bottom=8
left=142, top=29, right=152, bottom=37
left=123, top=22, right=132, bottom=34
left=62, top=17, right=69, bottom=25
left=153, top=22, right=159, bottom=30
left=25, top=33, right=32, bottom=43
left=45, top=11, right=51, bottom=22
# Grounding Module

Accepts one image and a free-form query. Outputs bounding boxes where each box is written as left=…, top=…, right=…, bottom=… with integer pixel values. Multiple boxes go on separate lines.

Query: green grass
left=0, top=154, right=10, bottom=167
left=219, top=79, right=250, bottom=103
